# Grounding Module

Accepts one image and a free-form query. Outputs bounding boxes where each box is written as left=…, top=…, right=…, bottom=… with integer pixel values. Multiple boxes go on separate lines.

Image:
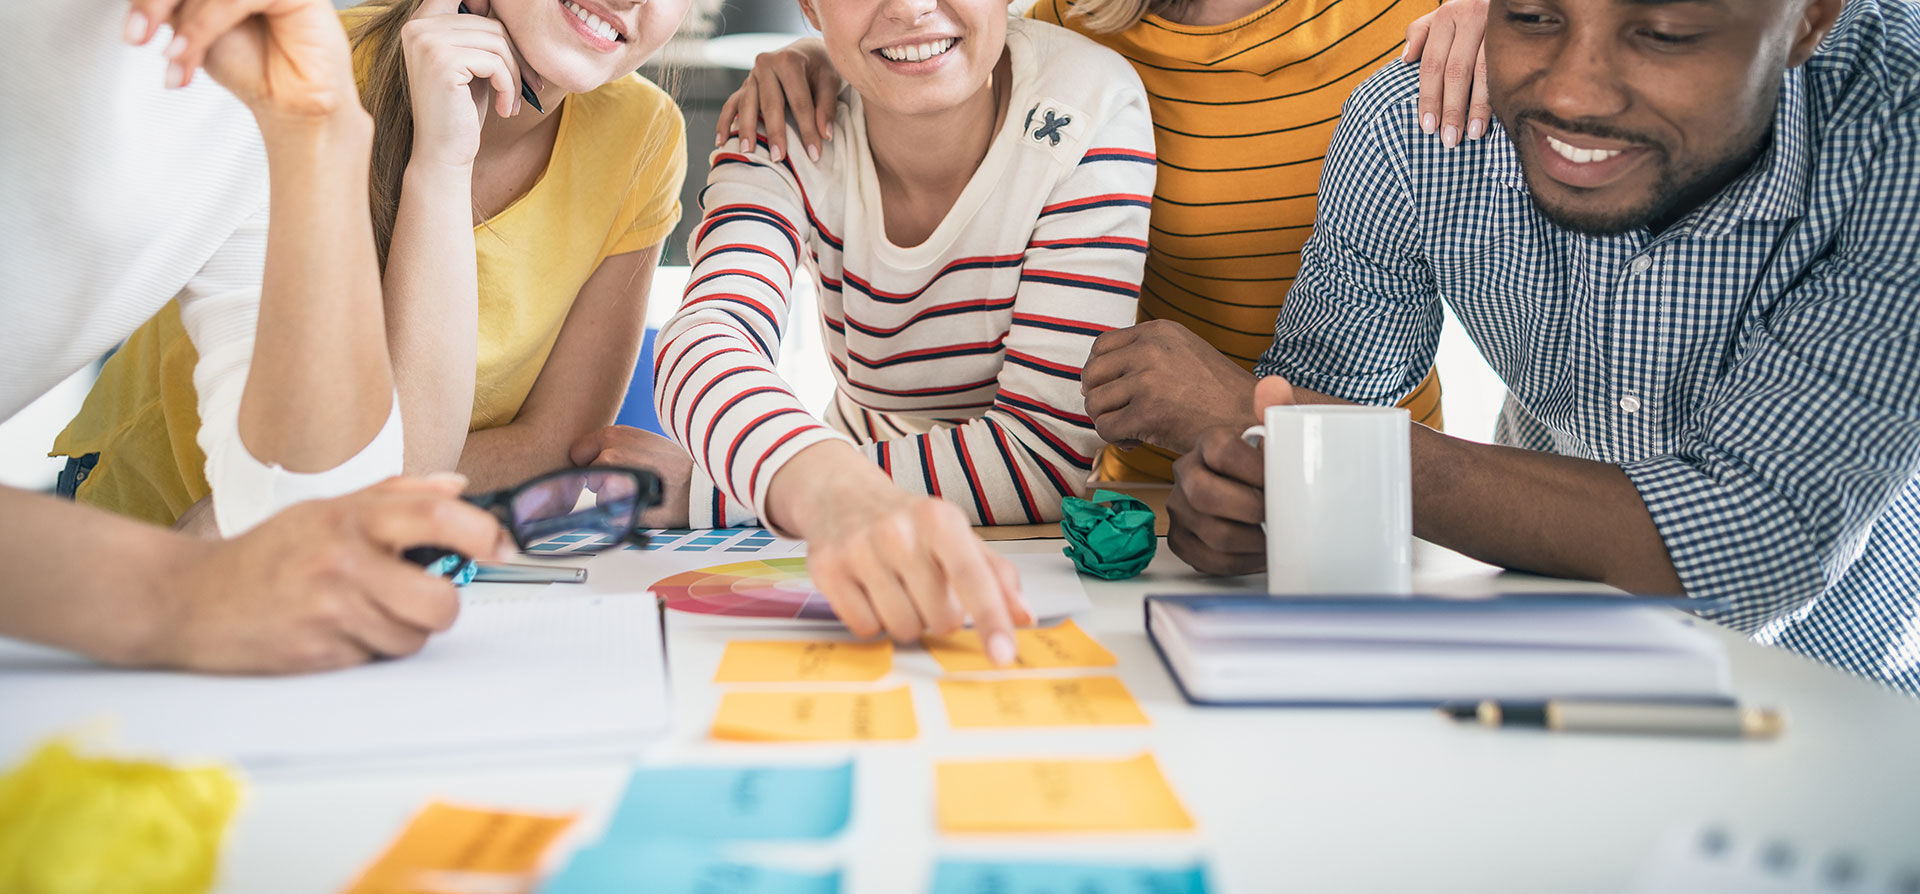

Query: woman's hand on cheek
left=401, top=0, right=526, bottom=168
left=569, top=425, right=693, bottom=528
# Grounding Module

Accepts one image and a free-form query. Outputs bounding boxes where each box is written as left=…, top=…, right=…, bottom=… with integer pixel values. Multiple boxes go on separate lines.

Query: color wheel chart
left=522, top=527, right=782, bottom=555
left=650, top=558, right=838, bottom=620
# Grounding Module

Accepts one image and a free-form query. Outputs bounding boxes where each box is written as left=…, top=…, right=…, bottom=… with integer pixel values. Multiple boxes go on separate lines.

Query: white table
left=217, top=540, right=1920, bottom=893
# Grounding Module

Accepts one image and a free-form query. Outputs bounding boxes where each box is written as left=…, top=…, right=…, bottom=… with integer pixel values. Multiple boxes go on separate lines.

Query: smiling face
left=801, top=0, right=1008, bottom=120
left=1485, top=0, right=1839, bottom=235
left=492, top=0, right=688, bottom=95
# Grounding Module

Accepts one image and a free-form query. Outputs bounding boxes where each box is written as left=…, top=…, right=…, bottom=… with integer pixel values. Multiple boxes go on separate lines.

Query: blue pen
left=456, top=2, right=543, bottom=113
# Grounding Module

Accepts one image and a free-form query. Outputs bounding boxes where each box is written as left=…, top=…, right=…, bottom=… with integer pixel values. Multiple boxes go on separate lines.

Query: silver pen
left=1440, top=699, right=1784, bottom=739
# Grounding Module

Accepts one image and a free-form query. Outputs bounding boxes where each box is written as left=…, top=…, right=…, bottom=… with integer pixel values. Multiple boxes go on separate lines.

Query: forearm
left=0, top=487, right=191, bottom=665
left=238, top=110, right=394, bottom=472
left=764, top=440, right=899, bottom=537
left=458, top=419, right=598, bottom=493
left=1410, top=425, right=1683, bottom=593
left=384, top=161, right=481, bottom=475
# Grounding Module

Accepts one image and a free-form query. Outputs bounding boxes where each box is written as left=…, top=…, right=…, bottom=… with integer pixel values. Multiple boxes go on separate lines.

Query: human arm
left=1403, top=0, right=1490, bottom=147
left=0, top=477, right=506, bottom=673
left=457, top=245, right=663, bottom=492
left=1167, top=377, right=1684, bottom=591
left=385, top=0, right=529, bottom=475
left=1081, top=319, right=1257, bottom=454
left=124, top=0, right=402, bottom=534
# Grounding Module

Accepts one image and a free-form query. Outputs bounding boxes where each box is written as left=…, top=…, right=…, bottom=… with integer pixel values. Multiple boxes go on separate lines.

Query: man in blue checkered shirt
left=1166, top=0, right=1920, bottom=695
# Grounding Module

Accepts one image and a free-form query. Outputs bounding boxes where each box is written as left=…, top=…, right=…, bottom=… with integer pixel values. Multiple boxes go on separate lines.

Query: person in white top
left=0, top=0, right=504, bottom=673
left=574, top=2, right=1154, bottom=664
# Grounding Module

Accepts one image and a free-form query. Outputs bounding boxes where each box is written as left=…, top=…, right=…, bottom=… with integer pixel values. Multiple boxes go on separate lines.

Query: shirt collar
left=1483, top=69, right=1813, bottom=238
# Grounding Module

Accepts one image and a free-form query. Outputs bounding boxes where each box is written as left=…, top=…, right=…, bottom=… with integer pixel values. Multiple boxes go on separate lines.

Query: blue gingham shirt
left=1257, top=0, right=1920, bottom=695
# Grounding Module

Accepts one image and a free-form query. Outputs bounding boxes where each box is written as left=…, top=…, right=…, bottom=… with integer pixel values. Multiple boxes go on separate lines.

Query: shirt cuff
left=687, top=462, right=761, bottom=529
left=208, top=395, right=405, bottom=537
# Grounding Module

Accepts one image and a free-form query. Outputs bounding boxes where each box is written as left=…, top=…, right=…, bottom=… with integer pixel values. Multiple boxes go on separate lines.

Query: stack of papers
left=1146, top=594, right=1732, bottom=706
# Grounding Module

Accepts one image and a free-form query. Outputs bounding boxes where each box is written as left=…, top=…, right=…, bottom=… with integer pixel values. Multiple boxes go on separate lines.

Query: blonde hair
left=1066, top=0, right=1191, bottom=34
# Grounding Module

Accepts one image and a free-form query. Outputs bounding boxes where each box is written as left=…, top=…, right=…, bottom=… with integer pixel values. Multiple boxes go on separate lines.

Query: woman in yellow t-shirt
left=56, top=0, right=691, bottom=528
left=716, top=0, right=1492, bottom=483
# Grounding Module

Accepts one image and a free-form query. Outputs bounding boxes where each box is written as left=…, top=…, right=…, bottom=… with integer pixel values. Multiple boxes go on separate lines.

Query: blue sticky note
left=605, top=762, right=853, bottom=841
left=930, top=861, right=1211, bottom=894
left=545, top=843, right=841, bottom=894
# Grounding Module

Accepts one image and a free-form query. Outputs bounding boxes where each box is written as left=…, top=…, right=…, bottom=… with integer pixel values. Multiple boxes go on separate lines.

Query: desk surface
left=217, top=540, right=1920, bottom=893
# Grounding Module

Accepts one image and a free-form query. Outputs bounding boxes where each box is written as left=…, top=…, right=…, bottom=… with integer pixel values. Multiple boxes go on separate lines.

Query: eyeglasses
left=404, top=466, right=663, bottom=577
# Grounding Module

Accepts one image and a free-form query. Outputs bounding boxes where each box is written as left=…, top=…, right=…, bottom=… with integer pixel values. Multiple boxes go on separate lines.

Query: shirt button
left=1629, top=256, right=1653, bottom=275
left=1619, top=395, right=1643, bottom=414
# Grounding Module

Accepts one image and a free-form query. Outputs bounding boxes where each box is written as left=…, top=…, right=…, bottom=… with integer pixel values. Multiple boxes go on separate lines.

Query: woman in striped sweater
left=721, top=0, right=1491, bottom=483
left=577, top=0, right=1155, bottom=659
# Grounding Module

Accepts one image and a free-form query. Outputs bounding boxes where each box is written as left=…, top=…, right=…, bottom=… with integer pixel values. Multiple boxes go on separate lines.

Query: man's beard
left=1514, top=111, right=1771, bottom=237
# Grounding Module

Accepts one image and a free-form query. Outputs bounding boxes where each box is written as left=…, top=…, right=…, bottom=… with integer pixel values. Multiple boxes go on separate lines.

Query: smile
left=1544, top=134, right=1622, bottom=165
left=877, top=37, right=955, bottom=63
left=562, top=0, right=625, bottom=43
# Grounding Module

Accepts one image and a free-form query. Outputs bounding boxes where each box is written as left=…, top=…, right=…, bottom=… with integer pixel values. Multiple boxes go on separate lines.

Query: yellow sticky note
left=936, top=753, right=1195, bottom=834
left=711, top=686, right=919, bottom=742
left=713, top=639, right=893, bottom=683
left=925, top=619, right=1117, bottom=672
left=341, top=802, right=575, bottom=894
left=939, top=676, right=1149, bottom=728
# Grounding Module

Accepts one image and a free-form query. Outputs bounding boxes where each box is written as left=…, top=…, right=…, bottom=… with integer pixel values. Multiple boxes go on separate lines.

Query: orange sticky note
left=939, top=676, right=1148, bottom=728
left=713, top=639, right=893, bottom=683
left=925, top=619, right=1117, bottom=672
left=711, top=686, right=918, bottom=742
left=936, top=753, right=1195, bottom=834
left=341, top=802, right=575, bottom=894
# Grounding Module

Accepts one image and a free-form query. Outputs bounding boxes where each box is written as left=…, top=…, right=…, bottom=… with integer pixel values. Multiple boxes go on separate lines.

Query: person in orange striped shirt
left=719, top=0, right=1489, bottom=482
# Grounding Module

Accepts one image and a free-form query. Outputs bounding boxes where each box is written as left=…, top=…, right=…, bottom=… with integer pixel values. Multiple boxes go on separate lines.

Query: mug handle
left=1240, top=425, right=1266, bottom=448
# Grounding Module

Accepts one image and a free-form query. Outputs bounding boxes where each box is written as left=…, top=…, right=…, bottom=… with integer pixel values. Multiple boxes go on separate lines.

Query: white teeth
left=564, top=1, right=621, bottom=41
left=878, top=37, right=955, bottom=63
left=1545, top=134, right=1622, bottom=164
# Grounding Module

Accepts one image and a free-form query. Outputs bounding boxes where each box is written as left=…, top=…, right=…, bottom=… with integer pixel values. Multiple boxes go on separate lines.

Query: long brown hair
left=351, top=0, right=431, bottom=270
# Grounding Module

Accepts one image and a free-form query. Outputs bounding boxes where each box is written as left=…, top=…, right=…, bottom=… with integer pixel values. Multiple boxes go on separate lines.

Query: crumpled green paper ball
left=1059, top=489, right=1157, bottom=580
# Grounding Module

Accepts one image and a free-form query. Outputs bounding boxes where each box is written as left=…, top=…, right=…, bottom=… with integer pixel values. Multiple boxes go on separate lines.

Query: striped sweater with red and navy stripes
left=655, top=17, right=1155, bottom=528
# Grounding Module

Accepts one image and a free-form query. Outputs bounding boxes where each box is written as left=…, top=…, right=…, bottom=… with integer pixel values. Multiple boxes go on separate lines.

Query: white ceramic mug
left=1241, top=405, right=1412, bottom=595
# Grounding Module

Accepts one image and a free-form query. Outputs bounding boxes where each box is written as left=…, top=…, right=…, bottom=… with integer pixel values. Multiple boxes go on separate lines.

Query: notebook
left=0, top=589, right=670, bottom=773
left=1144, top=594, right=1732, bottom=706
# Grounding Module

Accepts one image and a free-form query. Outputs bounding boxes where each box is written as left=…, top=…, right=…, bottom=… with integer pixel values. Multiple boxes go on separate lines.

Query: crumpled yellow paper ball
left=0, top=741, right=242, bottom=894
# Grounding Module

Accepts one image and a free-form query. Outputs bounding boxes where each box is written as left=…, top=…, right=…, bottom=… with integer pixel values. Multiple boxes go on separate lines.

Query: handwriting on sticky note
left=604, top=763, right=852, bottom=841
left=713, top=639, right=892, bottom=683
left=936, top=753, right=1195, bottom=834
left=340, top=802, right=574, bottom=894
left=711, top=686, right=917, bottom=742
left=939, top=676, right=1148, bottom=728
left=924, top=619, right=1116, bottom=672
left=931, top=860, right=1211, bottom=894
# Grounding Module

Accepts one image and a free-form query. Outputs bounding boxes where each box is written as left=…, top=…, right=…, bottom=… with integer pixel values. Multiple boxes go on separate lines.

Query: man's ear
left=798, top=0, right=822, bottom=33
left=1786, top=0, right=1843, bottom=67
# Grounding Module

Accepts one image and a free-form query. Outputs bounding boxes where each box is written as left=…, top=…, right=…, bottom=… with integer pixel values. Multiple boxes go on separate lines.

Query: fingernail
left=1421, top=112, right=1436, bottom=134
left=1468, top=118, right=1486, bottom=140
left=987, top=632, right=1017, bottom=667
left=807, top=144, right=820, bottom=162
left=166, top=61, right=185, bottom=88
left=1443, top=125, right=1460, bottom=148
left=124, top=10, right=148, bottom=44
left=165, top=34, right=187, bottom=59
left=770, top=143, right=783, bottom=162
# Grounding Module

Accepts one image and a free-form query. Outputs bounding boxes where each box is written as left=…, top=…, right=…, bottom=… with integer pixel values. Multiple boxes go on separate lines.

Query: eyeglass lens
left=509, top=469, right=642, bottom=551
